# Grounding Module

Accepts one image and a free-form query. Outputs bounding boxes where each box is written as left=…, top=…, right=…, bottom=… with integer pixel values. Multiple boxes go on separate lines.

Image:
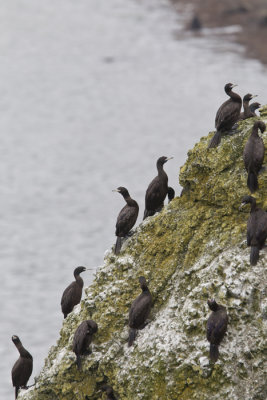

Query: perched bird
left=240, top=195, right=267, bottom=265
left=101, top=385, right=118, bottom=400
left=208, top=83, right=242, bottom=148
left=128, top=276, right=152, bottom=346
left=113, top=187, right=139, bottom=255
left=243, top=120, right=265, bottom=193
left=239, top=93, right=257, bottom=120
left=206, top=299, right=228, bottom=363
left=167, top=186, right=175, bottom=203
left=73, top=320, right=98, bottom=370
left=143, top=156, right=173, bottom=219
left=249, top=102, right=261, bottom=117
left=61, top=266, right=87, bottom=318
left=189, top=14, right=202, bottom=31
left=11, top=335, right=33, bottom=399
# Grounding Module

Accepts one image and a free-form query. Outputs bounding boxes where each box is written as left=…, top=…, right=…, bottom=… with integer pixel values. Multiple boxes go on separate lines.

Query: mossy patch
left=19, top=111, right=267, bottom=400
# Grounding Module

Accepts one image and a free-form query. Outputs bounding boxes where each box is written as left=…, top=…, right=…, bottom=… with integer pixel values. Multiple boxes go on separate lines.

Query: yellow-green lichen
left=19, top=110, right=267, bottom=400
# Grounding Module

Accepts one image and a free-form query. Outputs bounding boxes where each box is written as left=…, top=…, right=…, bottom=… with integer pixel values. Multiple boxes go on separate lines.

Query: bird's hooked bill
left=239, top=202, right=246, bottom=210
left=112, top=189, right=119, bottom=192
left=167, top=156, right=174, bottom=161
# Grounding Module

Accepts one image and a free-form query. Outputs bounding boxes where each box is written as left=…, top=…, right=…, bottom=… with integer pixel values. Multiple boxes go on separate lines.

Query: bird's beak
left=252, top=95, right=258, bottom=99
left=85, top=268, right=93, bottom=271
left=112, top=189, right=119, bottom=192
left=239, top=202, right=246, bottom=210
left=167, top=156, right=174, bottom=161
left=232, top=84, right=238, bottom=88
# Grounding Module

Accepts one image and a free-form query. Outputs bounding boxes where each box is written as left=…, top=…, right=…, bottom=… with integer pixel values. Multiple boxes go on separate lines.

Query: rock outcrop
left=19, top=108, right=267, bottom=400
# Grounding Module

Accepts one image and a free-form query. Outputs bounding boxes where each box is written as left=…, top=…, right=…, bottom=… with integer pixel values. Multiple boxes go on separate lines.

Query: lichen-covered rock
left=19, top=109, right=267, bottom=400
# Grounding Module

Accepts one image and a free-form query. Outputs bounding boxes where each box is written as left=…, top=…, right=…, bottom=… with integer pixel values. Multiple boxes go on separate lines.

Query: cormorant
left=249, top=102, right=261, bottom=116
left=243, top=120, right=265, bottom=192
left=190, top=15, right=202, bottom=30
left=61, top=266, right=87, bottom=318
left=240, top=195, right=267, bottom=265
left=239, top=93, right=257, bottom=120
left=11, top=335, right=33, bottom=399
left=113, top=187, right=139, bottom=255
left=128, top=276, right=152, bottom=346
left=167, top=186, right=175, bottom=203
left=143, top=156, right=173, bottom=219
left=73, top=320, right=98, bottom=370
left=206, top=299, right=228, bottom=363
left=208, top=83, right=242, bottom=148
left=101, top=385, right=118, bottom=400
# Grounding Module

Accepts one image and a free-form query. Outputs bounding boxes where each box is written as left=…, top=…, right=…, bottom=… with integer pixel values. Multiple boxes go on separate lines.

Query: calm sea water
left=0, top=0, right=266, bottom=397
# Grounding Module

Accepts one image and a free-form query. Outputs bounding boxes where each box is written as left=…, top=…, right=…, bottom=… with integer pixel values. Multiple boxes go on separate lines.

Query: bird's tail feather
left=114, top=237, right=122, bottom=255
left=76, top=354, right=82, bottom=370
left=15, top=387, right=19, bottom=399
left=208, top=131, right=221, bottom=148
left=143, top=209, right=155, bottom=220
left=128, top=328, right=137, bottom=347
left=250, top=246, right=259, bottom=266
left=209, top=344, right=219, bottom=362
left=247, top=171, right=258, bottom=193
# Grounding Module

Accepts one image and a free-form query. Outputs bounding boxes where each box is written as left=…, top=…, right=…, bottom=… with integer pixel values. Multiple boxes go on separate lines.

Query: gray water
left=0, top=0, right=266, bottom=397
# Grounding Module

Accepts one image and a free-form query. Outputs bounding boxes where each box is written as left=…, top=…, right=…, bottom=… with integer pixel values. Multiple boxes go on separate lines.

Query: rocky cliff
left=19, top=108, right=267, bottom=400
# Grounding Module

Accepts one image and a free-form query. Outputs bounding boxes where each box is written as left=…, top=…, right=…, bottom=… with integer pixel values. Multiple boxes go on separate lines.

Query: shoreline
left=170, top=0, right=267, bottom=66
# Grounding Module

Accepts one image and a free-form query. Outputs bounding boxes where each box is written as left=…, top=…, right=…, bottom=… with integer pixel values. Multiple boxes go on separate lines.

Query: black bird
left=208, top=83, right=242, bottom=148
left=167, top=186, right=175, bottom=203
left=143, top=156, right=173, bottom=219
left=249, top=102, right=261, bottom=117
left=206, top=299, right=228, bottom=363
left=101, top=385, right=118, bottom=400
left=239, top=93, right=257, bottom=120
left=11, top=335, right=33, bottom=399
left=73, top=320, right=98, bottom=370
left=243, top=120, right=265, bottom=193
left=61, top=266, right=87, bottom=318
left=113, top=187, right=139, bottom=255
left=128, top=276, right=152, bottom=346
left=240, top=195, right=267, bottom=265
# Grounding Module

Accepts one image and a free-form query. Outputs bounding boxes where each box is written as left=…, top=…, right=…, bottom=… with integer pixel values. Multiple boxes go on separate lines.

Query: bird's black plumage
left=113, top=187, right=139, bottom=255
left=73, top=320, right=98, bottom=370
left=101, top=385, right=118, bottom=400
left=143, top=156, right=173, bottom=219
left=128, top=276, right=152, bottom=346
left=11, top=335, right=33, bottom=399
left=208, top=83, right=242, bottom=148
left=243, top=120, right=265, bottom=193
left=239, top=93, right=257, bottom=120
left=240, top=195, right=267, bottom=265
left=249, top=102, right=261, bottom=116
left=167, top=186, right=175, bottom=203
left=206, top=299, right=228, bottom=363
left=61, top=266, right=87, bottom=318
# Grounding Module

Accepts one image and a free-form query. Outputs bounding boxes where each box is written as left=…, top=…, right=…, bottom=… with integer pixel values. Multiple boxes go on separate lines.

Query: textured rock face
left=19, top=109, right=267, bottom=400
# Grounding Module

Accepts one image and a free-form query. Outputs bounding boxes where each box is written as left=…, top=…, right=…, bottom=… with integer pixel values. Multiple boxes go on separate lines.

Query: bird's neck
left=157, top=163, right=167, bottom=180
left=243, top=100, right=251, bottom=116
left=75, top=275, right=84, bottom=288
left=16, top=343, right=32, bottom=359
left=251, top=126, right=259, bottom=138
left=141, top=285, right=150, bottom=293
left=124, top=195, right=137, bottom=208
left=250, top=200, right=257, bottom=213
left=228, top=90, right=241, bottom=102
